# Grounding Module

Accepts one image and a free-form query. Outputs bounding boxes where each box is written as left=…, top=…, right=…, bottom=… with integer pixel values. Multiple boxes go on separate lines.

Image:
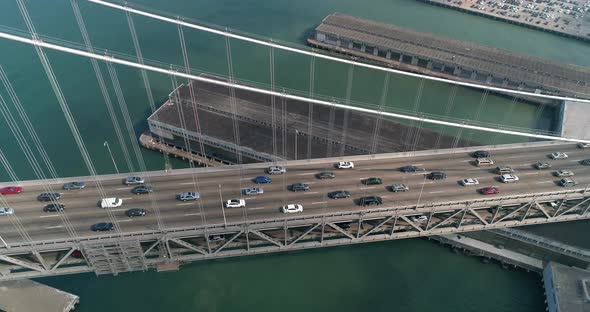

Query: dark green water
left=1, top=0, right=589, bottom=310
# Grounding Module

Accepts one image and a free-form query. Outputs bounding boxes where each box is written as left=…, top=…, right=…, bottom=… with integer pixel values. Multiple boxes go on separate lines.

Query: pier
left=0, top=279, right=79, bottom=312
left=308, top=13, right=590, bottom=99
left=543, top=262, right=590, bottom=312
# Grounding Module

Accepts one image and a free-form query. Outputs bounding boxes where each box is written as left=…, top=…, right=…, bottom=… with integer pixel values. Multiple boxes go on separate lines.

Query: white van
left=475, top=158, right=494, bottom=166
left=101, top=197, right=123, bottom=209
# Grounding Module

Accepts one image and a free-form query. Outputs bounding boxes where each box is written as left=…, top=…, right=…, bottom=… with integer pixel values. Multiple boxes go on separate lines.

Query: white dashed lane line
left=45, top=225, right=63, bottom=229
left=180, top=182, right=195, bottom=185
left=184, top=213, right=201, bottom=216
left=311, top=202, right=327, bottom=205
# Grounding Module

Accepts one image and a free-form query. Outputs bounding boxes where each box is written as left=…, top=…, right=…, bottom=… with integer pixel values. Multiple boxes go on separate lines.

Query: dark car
left=63, top=182, right=85, bottom=190
left=480, top=186, right=500, bottom=195
left=427, top=171, right=447, bottom=180
left=91, top=222, right=114, bottom=232
left=473, top=150, right=490, bottom=158
left=291, top=183, right=310, bottom=192
left=43, top=204, right=65, bottom=212
left=71, top=250, right=83, bottom=258
left=359, top=196, right=383, bottom=206
left=328, top=190, right=351, bottom=199
left=126, top=208, right=147, bottom=217
left=254, top=176, right=272, bottom=184
left=362, top=177, right=383, bottom=185
left=132, top=185, right=153, bottom=194
left=400, top=165, right=420, bottom=173
left=317, top=171, right=335, bottom=179
left=38, top=193, right=61, bottom=202
left=581, top=159, right=590, bottom=166
left=0, top=186, right=22, bottom=195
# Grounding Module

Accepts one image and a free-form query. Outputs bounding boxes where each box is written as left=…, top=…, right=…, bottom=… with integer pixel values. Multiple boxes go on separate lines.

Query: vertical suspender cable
left=307, top=56, right=315, bottom=160
left=370, top=73, right=390, bottom=154
left=339, top=65, right=354, bottom=156
left=224, top=30, right=243, bottom=165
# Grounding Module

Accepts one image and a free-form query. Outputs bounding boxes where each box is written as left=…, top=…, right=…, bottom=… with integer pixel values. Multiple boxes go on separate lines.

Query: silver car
left=63, top=182, right=86, bottom=190
left=243, top=187, right=264, bottom=196
left=0, top=207, right=14, bottom=216
left=554, top=170, right=574, bottom=177
left=179, top=192, right=200, bottom=201
left=267, top=166, right=286, bottom=175
left=124, top=176, right=145, bottom=185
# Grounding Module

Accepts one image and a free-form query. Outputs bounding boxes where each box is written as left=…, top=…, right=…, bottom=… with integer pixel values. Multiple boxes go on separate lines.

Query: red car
left=0, top=186, right=23, bottom=195
left=480, top=186, right=500, bottom=195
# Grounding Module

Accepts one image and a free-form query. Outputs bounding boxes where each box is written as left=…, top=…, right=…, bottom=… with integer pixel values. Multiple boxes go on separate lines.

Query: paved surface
left=0, top=142, right=588, bottom=245
left=543, top=262, right=590, bottom=312
left=0, top=279, right=78, bottom=312
left=561, top=100, right=590, bottom=140
left=313, top=13, right=590, bottom=97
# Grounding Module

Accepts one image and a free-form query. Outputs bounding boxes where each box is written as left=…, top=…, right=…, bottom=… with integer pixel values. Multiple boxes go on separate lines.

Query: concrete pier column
left=398, top=53, right=403, bottom=62
left=373, top=48, right=379, bottom=56
left=361, top=44, right=366, bottom=52
left=426, top=61, right=433, bottom=69
left=440, top=64, right=446, bottom=72
left=470, top=72, right=477, bottom=80
left=411, top=56, right=419, bottom=66
left=386, top=51, right=391, bottom=59
left=453, top=67, right=462, bottom=76
left=486, top=76, right=493, bottom=84
left=348, top=42, right=353, bottom=49
left=502, top=79, right=509, bottom=86
left=336, top=39, right=341, bottom=47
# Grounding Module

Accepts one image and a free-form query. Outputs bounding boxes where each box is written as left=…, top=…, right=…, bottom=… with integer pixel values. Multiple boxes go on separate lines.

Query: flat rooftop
left=544, top=262, right=590, bottom=312
left=314, top=13, right=590, bottom=97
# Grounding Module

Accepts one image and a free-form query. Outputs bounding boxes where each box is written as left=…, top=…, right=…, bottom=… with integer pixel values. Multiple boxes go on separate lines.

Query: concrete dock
left=560, top=100, right=590, bottom=140
left=543, top=262, right=590, bottom=312
left=418, top=0, right=590, bottom=42
left=0, top=279, right=78, bottom=312
left=308, top=13, right=590, bottom=99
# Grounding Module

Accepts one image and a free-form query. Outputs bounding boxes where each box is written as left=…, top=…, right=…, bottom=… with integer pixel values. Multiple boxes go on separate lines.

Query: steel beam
left=32, top=250, right=49, bottom=271
left=51, top=248, right=76, bottom=271
left=169, top=238, right=208, bottom=255
left=430, top=210, right=463, bottom=231
left=556, top=197, right=590, bottom=217
left=496, top=202, right=530, bottom=223
left=401, top=216, right=423, bottom=232
left=143, top=239, right=162, bottom=256
left=288, top=224, right=320, bottom=246
left=213, top=231, right=243, bottom=255
left=250, top=230, right=283, bottom=247
left=534, top=202, right=552, bottom=219
left=327, top=223, right=355, bottom=240
left=360, top=216, right=394, bottom=238
left=468, top=208, right=488, bottom=225
left=0, top=255, right=45, bottom=272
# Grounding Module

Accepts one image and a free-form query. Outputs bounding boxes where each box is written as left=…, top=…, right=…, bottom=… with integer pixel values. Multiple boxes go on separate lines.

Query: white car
left=461, top=178, right=480, bottom=186
left=411, top=215, right=428, bottom=222
left=225, top=199, right=246, bottom=208
left=499, top=174, right=519, bottom=183
left=578, top=143, right=590, bottom=149
left=550, top=152, right=568, bottom=159
left=554, top=170, right=574, bottom=177
left=282, top=204, right=303, bottom=214
left=100, top=197, right=123, bottom=208
left=267, top=166, right=286, bottom=175
left=0, top=207, right=14, bottom=216
left=336, top=161, right=354, bottom=169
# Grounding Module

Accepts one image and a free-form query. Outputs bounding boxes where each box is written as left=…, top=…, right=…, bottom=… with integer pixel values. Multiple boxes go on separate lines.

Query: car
left=225, top=199, right=246, bottom=208
left=550, top=152, right=568, bottom=160
left=475, top=158, right=494, bottom=166
left=400, top=165, right=420, bottom=173
left=0, top=186, right=22, bottom=195
left=495, top=166, right=514, bottom=174
left=38, top=193, right=61, bottom=202
left=411, top=215, right=428, bottom=222
left=427, top=171, right=447, bottom=180
left=100, top=197, right=122, bottom=208
left=267, top=166, right=286, bottom=175
left=500, top=174, right=519, bottom=183
left=209, top=235, right=225, bottom=242
left=43, top=204, right=64, bottom=212
left=126, top=208, right=147, bottom=217
left=473, top=150, right=490, bottom=158
left=578, top=143, right=590, bottom=149
left=534, top=162, right=551, bottom=169
left=480, top=186, right=500, bottom=195
left=91, top=222, right=114, bottom=232
left=461, top=178, right=480, bottom=186
left=554, top=170, right=574, bottom=177
left=336, top=162, right=354, bottom=169
left=328, top=190, right=351, bottom=199
left=243, top=187, right=263, bottom=196
left=317, top=171, right=335, bottom=179
left=0, top=207, right=14, bottom=215
left=282, top=204, right=304, bottom=213
left=559, top=178, right=577, bottom=187
left=179, top=192, right=200, bottom=201
left=62, top=182, right=85, bottom=190
left=362, top=177, right=383, bottom=185
left=254, top=176, right=272, bottom=184
left=131, top=185, right=153, bottom=194
left=291, top=183, right=310, bottom=192
left=359, top=196, right=383, bottom=206
left=581, top=159, right=590, bottom=166
left=71, top=250, right=83, bottom=258
left=390, top=184, right=409, bottom=192
left=124, top=176, right=145, bottom=185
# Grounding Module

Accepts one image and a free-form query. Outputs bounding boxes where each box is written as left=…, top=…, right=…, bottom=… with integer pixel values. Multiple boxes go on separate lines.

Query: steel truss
left=1, top=190, right=589, bottom=281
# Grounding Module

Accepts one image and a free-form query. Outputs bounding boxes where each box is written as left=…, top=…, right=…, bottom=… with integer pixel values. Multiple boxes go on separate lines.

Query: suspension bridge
left=0, top=0, right=589, bottom=281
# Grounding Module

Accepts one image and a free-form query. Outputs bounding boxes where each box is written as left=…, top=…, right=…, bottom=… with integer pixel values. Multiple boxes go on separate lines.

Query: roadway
left=0, top=143, right=589, bottom=244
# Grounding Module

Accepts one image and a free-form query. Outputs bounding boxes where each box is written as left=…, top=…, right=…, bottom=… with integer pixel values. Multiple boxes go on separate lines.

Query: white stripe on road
left=116, top=187, right=132, bottom=190
left=240, top=177, right=253, bottom=180
left=359, top=187, right=375, bottom=190
left=311, top=201, right=327, bottom=205
left=522, top=172, right=539, bottom=175
left=179, top=182, right=195, bottom=185
left=413, top=164, right=423, bottom=166
left=460, top=160, right=471, bottom=162
left=304, top=192, right=319, bottom=194
left=249, top=207, right=266, bottom=210
left=419, top=182, right=434, bottom=185
left=571, top=159, right=584, bottom=162
left=45, top=225, right=63, bottom=229
left=39, top=215, right=60, bottom=218
left=121, top=197, right=133, bottom=200
left=297, top=172, right=317, bottom=176
left=184, top=213, right=201, bottom=216
left=112, top=209, right=127, bottom=212
left=535, top=181, right=554, bottom=184
left=118, top=219, right=133, bottom=222
left=429, top=191, right=444, bottom=194
left=176, top=203, right=194, bottom=206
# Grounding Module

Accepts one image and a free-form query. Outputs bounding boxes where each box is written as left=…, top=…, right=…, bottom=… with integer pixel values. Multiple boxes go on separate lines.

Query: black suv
left=427, top=171, right=447, bottom=180
left=291, top=183, right=310, bottom=192
left=317, top=171, right=335, bottom=179
left=126, top=208, right=147, bottom=217
left=473, top=150, right=490, bottom=158
left=328, top=190, right=351, bottom=199
left=400, top=165, right=420, bottom=173
left=362, top=177, right=383, bottom=185
left=359, top=196, right=383, bottom=206
left=43, top=204, right=65, bottom=212
left=132, top=185, right=153, bottom=194
left=38, top=193, right=61, bottom=202
left=91, top=222, right=114, bottom=232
